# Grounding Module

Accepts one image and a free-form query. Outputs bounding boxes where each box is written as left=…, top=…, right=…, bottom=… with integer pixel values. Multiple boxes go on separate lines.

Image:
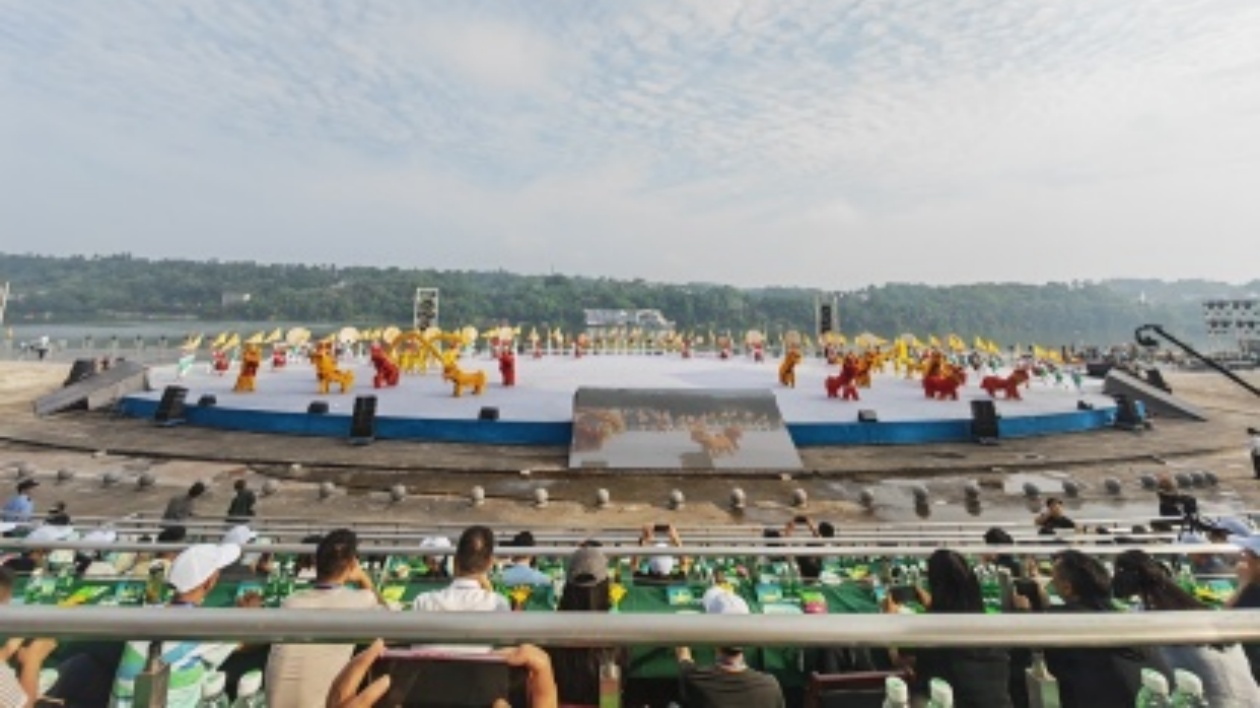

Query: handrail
left=1, top=607, right=1258, bottom=648
left=0, top=539, right=1234, bottom=557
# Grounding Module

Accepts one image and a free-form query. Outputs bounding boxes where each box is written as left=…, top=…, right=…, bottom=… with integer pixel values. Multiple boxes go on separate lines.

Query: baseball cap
left=168, top=544, right=241, bottom=593
left=1233, top=536, right=1260, bottom=558
left=221, top=525, right=257, bottom=547
left=419, top=536, right=452, bottom=551
left=702, top=587, right=750, bottom=615
left=17, top=480, right=38, bottom=493
left=647, top=542, right=676, bottom=576
left=1177, top=532, right=1207, bottom=545
left=566, top=547, right=609, bottom=586
left=0, top=522, right=16, bottom=534
left=1210, top=517, right=1252, bottom=539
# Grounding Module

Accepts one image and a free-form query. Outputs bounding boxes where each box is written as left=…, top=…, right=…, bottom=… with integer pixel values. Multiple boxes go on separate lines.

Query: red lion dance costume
left=981, top=368, right=1031, bottom=400
left=499, top=348, right=516, bottom=387
left=923, top=368, right=968, bottom=401
left=370, top=344, right=400, bottom=389
left=212, top=350, right=230, bottom=376
left=825, top=355, right=861, bottom=401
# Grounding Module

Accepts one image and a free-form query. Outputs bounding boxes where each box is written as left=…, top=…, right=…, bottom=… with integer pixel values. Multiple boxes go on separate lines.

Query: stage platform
left=116, top=355, right=1118, bottom=447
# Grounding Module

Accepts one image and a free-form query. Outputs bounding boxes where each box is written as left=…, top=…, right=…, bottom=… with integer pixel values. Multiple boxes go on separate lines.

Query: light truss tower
left=414, top=288, right=440, bottom=331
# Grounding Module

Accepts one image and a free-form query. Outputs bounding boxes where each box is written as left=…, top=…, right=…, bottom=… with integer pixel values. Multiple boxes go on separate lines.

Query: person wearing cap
left=1226, top=535, right=1260, bottom=682
left=548, top=546, right=625, bottom=705
left=412, top=525, right=509, bottom=613
left=225, top=479, right=256, bottom=523
left=501, top=531, right=550, bottom=587
left=266, top=529, right=382, bottom=708
left=1, top=524, right=73, bottom=573
left=110, top=542, right=261, bottom=707
left=417, top=535, right=453, bottom=579
left=162, top=482, right=207, bottom=522
left=674, top=588, right=786, bottom=708
left=1, top=480, right=38, bottom=524
left=634, top=523, right=688, bottom=582
left=217, top=525, right=276, bottom=582
left=1033, top=498, right=1076, bottom=534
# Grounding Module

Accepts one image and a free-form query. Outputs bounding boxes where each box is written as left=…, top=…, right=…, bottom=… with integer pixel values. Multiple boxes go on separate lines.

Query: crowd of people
left=4, top=473, right=1260, bottom=707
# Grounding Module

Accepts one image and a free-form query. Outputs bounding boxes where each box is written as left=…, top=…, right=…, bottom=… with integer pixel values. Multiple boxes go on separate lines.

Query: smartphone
left=653, top=524, right=671, bottom=534
left=369, top=649, right=527, bottom=707
left=1014, top=579, right=1044, bottom=611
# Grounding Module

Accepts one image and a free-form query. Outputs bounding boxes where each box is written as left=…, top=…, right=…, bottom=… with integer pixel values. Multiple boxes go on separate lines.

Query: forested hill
left=3, top=253, right=1252, bottom=345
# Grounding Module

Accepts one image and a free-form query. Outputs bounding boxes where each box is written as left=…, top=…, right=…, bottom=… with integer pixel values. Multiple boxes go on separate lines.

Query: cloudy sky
left=2, top=0, right=1258, bottom=287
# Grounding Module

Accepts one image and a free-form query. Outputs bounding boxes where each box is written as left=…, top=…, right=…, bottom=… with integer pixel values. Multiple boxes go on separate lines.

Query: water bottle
left=882, top=676, right=910, bottom=708
left=1135, top=668, right=1171, bottom=708
left=145, top=561, right=167, bottom=606
left=231, top=670, right=265, bottom=707
left=1025, top=651, right=1060, bottom=708
left=1170, top=669, right=1208, bottom=708
left=198, top=671, right=230, bottom=708
left=598, top=659, right=621, bottom=708
left=927, top=678, right=954, bottom=708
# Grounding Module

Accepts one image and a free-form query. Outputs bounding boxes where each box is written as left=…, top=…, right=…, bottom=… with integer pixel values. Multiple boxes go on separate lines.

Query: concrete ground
left=1, top=361, right=1257, bottom=528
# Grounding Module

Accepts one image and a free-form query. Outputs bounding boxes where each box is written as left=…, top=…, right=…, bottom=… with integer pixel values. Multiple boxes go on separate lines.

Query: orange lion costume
left=312, top=343, right=354, bottom=394
left=232, top=345, right=261, bottom=393
left=779, top=349, right=802, bottom=388
left=981, top=368, right=1030, bottom=400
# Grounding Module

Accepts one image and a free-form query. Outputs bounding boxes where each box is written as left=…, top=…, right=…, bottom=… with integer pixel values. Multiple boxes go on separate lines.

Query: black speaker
left=350, top=395, right=377, bottom=441
left=819, top=304, right=833, bottom=335
left=478, top=407, right=500, bottom=421
left=197, top=394, right=217, bottom=407
left=308, top=401, right=330, bottom=415
left=857, top=409, right=878, bottom=423
left=64, top=359, right=98, bottom=387
left=154, top=386, right=188, bottom=425
left=1076, top=400, right=1094, bottom=411
left=970, top=399, right=999, bottom=441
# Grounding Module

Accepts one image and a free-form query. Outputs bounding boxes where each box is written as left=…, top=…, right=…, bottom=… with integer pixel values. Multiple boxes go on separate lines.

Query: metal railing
left=1, top=607, right=1258, bottom=648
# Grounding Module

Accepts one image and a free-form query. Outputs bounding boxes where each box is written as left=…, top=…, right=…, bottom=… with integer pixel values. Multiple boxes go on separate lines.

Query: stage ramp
left=569, top=388, right=803, bottom=471
left=33, top=361, right=149, bottom=417
left=1102, top=370, right=1206, bottom=422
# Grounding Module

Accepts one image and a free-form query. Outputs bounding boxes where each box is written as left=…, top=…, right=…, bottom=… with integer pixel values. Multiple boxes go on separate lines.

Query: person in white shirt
left=412, top=525, right=509, bottom=612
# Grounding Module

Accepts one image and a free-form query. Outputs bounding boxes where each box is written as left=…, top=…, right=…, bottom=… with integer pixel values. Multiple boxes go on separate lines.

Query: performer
left=499, top=347, right=517, bottom=387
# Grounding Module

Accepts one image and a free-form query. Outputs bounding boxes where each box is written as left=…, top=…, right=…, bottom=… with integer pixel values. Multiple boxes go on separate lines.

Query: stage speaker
left=970, top=399, right=999, bottom=442
left=308, top=401, right=330, bottom=415
left=197, top=394, right=217, bottom=407
left=478, top=407, right=500, bottom=421
left=857, top=409, right=878, bottom=423
left=1112, top=394, right=1146, bottom=430
left=350, top=395, right=377, bottom=441
left=1076, top=400, right=1093, bottom=411
left=818, top=303, right=833, bottom=335
left=154, top=385, right=188, bottom=425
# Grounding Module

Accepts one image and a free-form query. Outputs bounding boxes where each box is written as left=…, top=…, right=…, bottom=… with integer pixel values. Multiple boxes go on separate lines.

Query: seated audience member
left=417, top=536, right=453, bottom=579
left=267, top=529, right=382, bottom=708
left=111, top=542, right=261, bottom=706
left=1015, top=550, right=1165, bottom=708
left=2, top=524, right=73, bottom=573
left=412, top=525, right=508, bottom=612
left=132, top=525, right=186, bottom=579
left=548, top=546, right=625, bottom=705
left=1, top=480, right=38, bottom=524
left=78, top=528, right=122, bottom=577
left=326, top=641, right=560, bottom=708
left=1206, top=517, right=1252, bottom=544
left=44, top=501, right=70, bottom=526
left=0, top=631, right=57, bottom=708
left=785, top=516, right=832, bottom=581
left=675, top=588, right=786, bottom=708
left=1033, top=497, right=1076, bottom=534
left=162, top=482, right=206, bottom=522
left=217, top=525, right=274, bottom=581
left=501, top=531, right=551, bottom=587
left=1178, top=533, right=1232, bottom=576
left=884, top=549, right=1013, bottom=708
left=293, top=533, right=324, bottom=580
left=634, top=523, right=687, bottom=581
left=1226, top=536, right=1260, bottom=683
left=1155, top=474, right=1197, bottom=521
left=982, top=527, right=1023, bottom=578
left=1113, top=549, right=1260, bottom=705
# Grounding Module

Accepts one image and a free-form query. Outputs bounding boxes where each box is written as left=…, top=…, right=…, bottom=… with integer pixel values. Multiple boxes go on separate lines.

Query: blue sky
left=1, top=0, right=1258, bottom=287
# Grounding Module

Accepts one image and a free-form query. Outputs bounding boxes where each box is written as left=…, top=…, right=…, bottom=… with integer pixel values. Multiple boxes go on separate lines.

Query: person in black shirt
left=1033, top=498, right=1076, bottom=534
left=44, top=502, right=70, bottom=526
left=982, top=527, right=1022, bottom=578
left=1155, top=475, right=1197, bottom=528
left=226, top=480, right=256, bottom=523
left=676, top=589, right=785, bottom=708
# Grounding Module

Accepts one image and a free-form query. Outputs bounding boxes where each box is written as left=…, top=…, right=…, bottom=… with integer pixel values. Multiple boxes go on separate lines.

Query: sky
left=1, top=0, right=1259, bottom=288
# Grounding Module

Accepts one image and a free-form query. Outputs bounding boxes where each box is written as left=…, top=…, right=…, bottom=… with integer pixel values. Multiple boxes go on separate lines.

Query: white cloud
left=1, top=0, right=1259, bottom=286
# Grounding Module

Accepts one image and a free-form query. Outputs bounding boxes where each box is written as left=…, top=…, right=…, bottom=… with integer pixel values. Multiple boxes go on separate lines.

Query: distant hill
left=0, top=252, right=1240, bottom=346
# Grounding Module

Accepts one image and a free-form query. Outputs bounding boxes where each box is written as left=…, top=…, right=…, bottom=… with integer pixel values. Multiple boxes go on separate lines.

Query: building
left=221, top=291, right=252, bottom=308
left=584, top=309, right=675, bottom=339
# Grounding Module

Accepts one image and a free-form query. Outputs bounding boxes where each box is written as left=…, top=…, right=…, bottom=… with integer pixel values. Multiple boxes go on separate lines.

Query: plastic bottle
left=231, top=670, right=265, bottom=707
left=198, top=671, right=230, bottom=708
left=145, top=561, right=166, bottom=606
left=1135, top=668, right=1172, bottom=708
left=926, top=678, right=954, bottom=707
left=1170, top=669, right=1209, bottom=708
left=882, top=676, right=910, bottom=708
left=1025, top=651, right=1060, bottom=708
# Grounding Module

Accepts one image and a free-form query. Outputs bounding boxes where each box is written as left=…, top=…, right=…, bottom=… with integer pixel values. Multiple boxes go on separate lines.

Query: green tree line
left=3, top=252, right=1246, bottom=346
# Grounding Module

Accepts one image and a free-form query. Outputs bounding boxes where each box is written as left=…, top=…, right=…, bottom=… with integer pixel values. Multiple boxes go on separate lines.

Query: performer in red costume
left=212, top=350, right=229, bottom=376
left=271, top=346, right=287, bottom=370
left=824, top=355, right=861, bottom=401
left=499, top=347, right=517, bottom=387
left=370, top=344, right=400, bottom=389
left=753, top=342, right=765, bottom=363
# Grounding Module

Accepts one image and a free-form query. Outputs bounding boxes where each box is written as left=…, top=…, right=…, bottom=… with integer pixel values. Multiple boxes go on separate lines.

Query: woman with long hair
left=885, top=549, right=1012, bottom=707
left=547, top=546, right=625, bottom=705
left=1112, top=550, right=1260, bottom=705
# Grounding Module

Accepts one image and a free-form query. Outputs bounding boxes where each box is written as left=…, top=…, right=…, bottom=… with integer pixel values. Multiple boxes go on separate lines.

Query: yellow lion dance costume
left=232, top=344, right=262, bottom=393
left=312, top=344, right=354, bottom=394
left=441, top=355, right=486, bottom=397
left=778, top=349, right=802, bottom=388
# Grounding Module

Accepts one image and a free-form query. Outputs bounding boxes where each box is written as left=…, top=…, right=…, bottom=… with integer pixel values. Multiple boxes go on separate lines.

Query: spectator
left=162, top=482, right=207, bottom=522
left=267, top=529, right=382, bottom=708
left=1016, top=550, right=1163, bottom=708
left=785, top=516, right=831, bottom=581
left=217, top=524, right=275, bottom=581
left=132, top=525, right=186, bottom=579
left=675, top=588, right=786, bottom=708
left=635, top=524, right=687, bottom=581
left=982, top=527, right=1022, bottom=578
left=293, top=533, right=324, bottom=580
left=110, top=542, right=260, bottom=706
left=78, top=528, right=121, bottom=577
left=0, top=634, right=57, bottom=708
left=1206, top=517, right=1251, bottom=544
left=225, top=479, right=256, bottom=522
left=44, top=501, right=70, bottom=526
left=416, top=536, right=452, bottom=579
left=886, top=549, right=1013, bottom=708
left=412, top=525, right=508, bottom=612
left=1249, top=427, right=1260, bottom=479
left=2, top=524, right=73, bottom=573
left=548, top=546, right=624, bottom=705
left=1155, top=475, right=1197, bottom=521
left=1177, top=533, right=1232, bottom=576
left=1226, top=536, right=1260, bottom=682
left=1, top=480, right=38, bottom=524
left=501, top=531, right=550, bottom=587
left=1112, top=549, right=1260, bottom=705
left=1033, top=497, right=1076, bottom=534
